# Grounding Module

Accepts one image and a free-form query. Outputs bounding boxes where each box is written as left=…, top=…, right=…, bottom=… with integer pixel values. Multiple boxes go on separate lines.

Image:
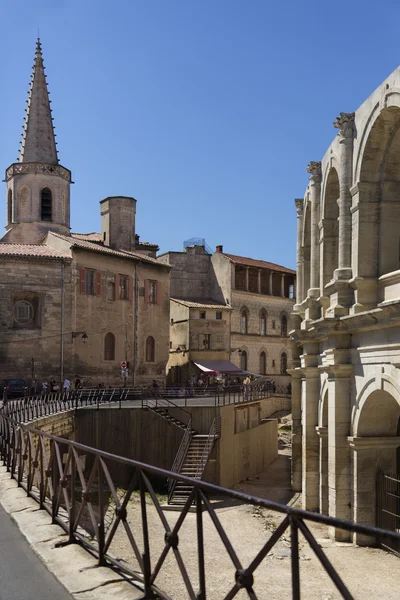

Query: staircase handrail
left=145, top=390, right=192, bottom=426
left=167, top=418, right=192, bottom=502
left=194, top=416, right=221, bottom=480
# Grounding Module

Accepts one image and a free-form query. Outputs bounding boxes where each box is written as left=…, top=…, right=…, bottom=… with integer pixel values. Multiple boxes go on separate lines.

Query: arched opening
left=302, top=200, right=311, bottom=297
left=41, top=187, right=53, bottom=221
left=259, top=310, right=267, bottom=336
left=280, top=352, right=287, bottom=374
left=104, top=333, right=115, bottom=361
left=280, top=314, right=287, bottom=337
left=240, top=308, right=248, bottom=334
left=240, top=350, right=247, bottom=371
left=321, top=168, right=339, bottom=289
left=146, top=336, right=155, bottom=362
left=359, top=106, right=400, bottom=279
left=7, top=189, right=12, bottom=224
left=357, top=390, right=400, bottom=437
left=260, top=351, right=266, bottom=375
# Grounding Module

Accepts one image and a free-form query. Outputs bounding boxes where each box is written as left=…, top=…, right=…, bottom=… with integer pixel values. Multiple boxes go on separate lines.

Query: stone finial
left=294, top=198, right=304, bottom=215
left=333, top=112, right=355, bottom=138
left=306, top=161, right=322, bottom=183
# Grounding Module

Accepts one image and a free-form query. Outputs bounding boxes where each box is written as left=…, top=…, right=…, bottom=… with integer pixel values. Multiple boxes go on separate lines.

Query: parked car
left=2, top=379, right=28, bottom=400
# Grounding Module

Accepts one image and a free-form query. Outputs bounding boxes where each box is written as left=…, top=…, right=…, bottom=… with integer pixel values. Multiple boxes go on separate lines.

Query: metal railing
left=376, top=469, right=400, bottom=556
left=194, top=417, right=221, bottom=480
left=167, top=419, right=193, bottom=503
left=1, top=411, right=400, bottom=599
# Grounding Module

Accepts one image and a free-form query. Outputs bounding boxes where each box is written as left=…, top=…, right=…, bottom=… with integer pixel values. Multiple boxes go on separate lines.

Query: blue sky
left=1, top=1, right=400, bottom=269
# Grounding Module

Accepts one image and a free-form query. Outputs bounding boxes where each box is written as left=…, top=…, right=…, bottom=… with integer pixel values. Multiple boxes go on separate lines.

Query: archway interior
left=302, top=200, right=311, bottom=297
left=322, top=169, right=339, bottom=290
left=359, top=106, right=400, bottom=277
left=357, top=390, right=400, bottom=437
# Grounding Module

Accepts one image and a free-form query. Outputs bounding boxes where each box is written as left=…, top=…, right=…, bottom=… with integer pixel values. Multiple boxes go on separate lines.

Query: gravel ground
left=104, top=413, right=400, bottom=599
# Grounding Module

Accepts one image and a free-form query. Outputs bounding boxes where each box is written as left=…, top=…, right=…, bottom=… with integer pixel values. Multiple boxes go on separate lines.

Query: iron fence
left=0, top=399, right=400, bottom=599
left=376, top=469, right=400, bottom=556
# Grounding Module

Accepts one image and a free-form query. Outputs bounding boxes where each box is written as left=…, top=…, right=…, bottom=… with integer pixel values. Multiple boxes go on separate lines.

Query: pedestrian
left=152, top=379, right=159, bottom=396
left=75, top=377, right=82, bottom=390
left=41, top=381, right=48, bottom=395
left=243, top=375, right=251, bottom=401
left=63, top=377, right=71, bottom=395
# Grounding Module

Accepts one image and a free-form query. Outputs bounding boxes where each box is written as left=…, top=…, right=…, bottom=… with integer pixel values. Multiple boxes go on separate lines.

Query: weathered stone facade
left=0, top=40, right=171, bottom=388
left=291, top=68, right=400, bottom=543
left=160, top=244, right=295, bottom=383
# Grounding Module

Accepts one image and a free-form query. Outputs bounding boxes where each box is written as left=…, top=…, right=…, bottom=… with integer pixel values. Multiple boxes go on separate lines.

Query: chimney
left=100, top=196, right=136, bottom=251
left=216, top=245, right=223, bottom=253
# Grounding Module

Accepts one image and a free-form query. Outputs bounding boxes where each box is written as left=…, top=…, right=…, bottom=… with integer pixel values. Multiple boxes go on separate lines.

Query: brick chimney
left=216, top=245, right=223, bottom=253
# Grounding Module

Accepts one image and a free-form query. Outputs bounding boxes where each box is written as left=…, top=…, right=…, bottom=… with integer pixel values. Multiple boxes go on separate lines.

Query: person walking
left=243, top=375, right=251, bottom=402
left=63, top=378, right=71, bottom=395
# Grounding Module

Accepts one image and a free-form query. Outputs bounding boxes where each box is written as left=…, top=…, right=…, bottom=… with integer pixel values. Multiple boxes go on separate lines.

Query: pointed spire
left=19, top=38, right=58, bottom=164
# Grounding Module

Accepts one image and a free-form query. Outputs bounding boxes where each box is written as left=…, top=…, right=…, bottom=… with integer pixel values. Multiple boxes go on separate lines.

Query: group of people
left=37, top=377, right=83, bottom=396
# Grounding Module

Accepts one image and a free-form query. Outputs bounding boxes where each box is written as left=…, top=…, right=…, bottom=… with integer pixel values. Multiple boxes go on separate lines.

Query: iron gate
left=376, top=470, right=400, bottom=556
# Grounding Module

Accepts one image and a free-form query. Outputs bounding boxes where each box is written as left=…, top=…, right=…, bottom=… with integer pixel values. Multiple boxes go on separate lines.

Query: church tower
left=3, top=39, right=72, bottom=243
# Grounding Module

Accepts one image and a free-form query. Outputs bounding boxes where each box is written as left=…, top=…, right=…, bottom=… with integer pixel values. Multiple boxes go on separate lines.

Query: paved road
left=0, top=504, right=72, bottom=600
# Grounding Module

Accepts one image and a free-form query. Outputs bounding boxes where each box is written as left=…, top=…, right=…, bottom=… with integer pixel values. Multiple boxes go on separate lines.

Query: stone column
left=281, top=273, right=285, bottom=297
left=294, top=199, right=304, bottom=310
left=269, top=271, right=273, bottom=295
left=288, top=368, right=303, bottom=492
left=316, top=426, right=328, bottom=515
left=349, top=436, right=400, bottom=545
left=245, top=267, right=249, bottom=291
left=301, top=345, right=320, bottom=511
left=306, top=161, right=322, bottom=294
left=257, top=269, right=262, bottom=294
left=333, top=112, right=354, bottom=278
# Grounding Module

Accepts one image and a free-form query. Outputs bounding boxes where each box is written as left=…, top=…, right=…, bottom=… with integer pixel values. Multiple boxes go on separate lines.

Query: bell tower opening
left=41, top=188, right=53, bottom=221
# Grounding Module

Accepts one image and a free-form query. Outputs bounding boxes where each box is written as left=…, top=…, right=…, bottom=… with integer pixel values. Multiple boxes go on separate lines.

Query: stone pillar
left=326, top=362, right=352, bottom=540
left=316, top=426, right=328, bottom=515
left=245, top=267, right=249, bottom=292
left=301, top=346, right=320, bottom=511
left=349, top=436, right=400, bottom=545
left=288, top=368, right=302, bottom=492
left=334, top=113, right=354, bottom=277
left=281, top=273, right=285, bottom=297
left=257, top=269, right=261, bottom=294
left=307, top=161, right=322, bottom=294
left=269, top=271, right=273, bottom=295
left=294, top=199, right=304, bottom=310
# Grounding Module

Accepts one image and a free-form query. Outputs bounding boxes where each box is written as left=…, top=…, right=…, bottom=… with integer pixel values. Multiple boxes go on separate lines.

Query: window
left=280, top=352, right=288, bottom=374
left=200, top=311, right=206, bottom=319
left=146, top=336, right=155, bottom=362
left=107, top=281, right=115, bottom=301
left=240, top=350, right=247, bottom=371
left=203, top=334, right=211, bottom=349
left=104, top=332, right=115, bottom=361
left=216, top=311, right=222, bottom=320
left=260, top=351, right=266, bottom=375
left=240, top=309, right=248, bottom=334
left=14, top=300, right=34, bottom=325
left=272, top=359, right=276, bottom=369
left=289, top=284, right=294, bottom=299
left=149, top=280, right=157, bottom=304
left=7, top=189, right=12, bottom=224
left=85, top=270, right=95, bottom=295
left=120, top=275, right=129, bottom=300
left=281, top=315, right=288, bottom=337
left=40, top=187, right=52, bottom=221
left=260, top=311, right=267, bottom=336
left=272, top=320, right=276, bottom=330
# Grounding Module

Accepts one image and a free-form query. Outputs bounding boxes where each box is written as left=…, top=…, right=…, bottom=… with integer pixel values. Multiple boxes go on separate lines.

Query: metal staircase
left=168, top=417, right=221, bottom=505
left=144, top=395, right=194, bottom=431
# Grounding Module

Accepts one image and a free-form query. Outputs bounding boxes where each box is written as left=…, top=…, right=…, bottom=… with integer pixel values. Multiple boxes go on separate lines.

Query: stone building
left=159, top=243, right=296, bottom=384
left=291, top=68, right=400, bottom=542
left=0, top=40, right=171, bottom=387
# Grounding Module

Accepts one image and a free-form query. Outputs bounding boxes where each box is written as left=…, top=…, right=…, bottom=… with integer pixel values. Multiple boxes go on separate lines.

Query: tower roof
left=19, top=38, right=58, bottom=164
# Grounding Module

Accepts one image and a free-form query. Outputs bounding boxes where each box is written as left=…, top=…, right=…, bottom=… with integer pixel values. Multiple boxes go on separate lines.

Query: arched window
left=7, top=189, right=12, bottom=224
left=260, top=310, right=267, bottom=336
left=280, top=352, right=287, bottom=374
left=146, top=336, right=155, bottom=362
left=281, top=315, right=287, bottom=337
left=240, top=308, right=248, bottom=334
left=260, top=351, right=266, bottom=375
left=41, top=187, right=52, bottom=221
left=240, top=350, right=247, bottom=371
left=104, top=332, right=115, bottom=361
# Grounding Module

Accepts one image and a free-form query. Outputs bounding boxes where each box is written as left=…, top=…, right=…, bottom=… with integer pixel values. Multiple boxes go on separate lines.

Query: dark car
left=2, top=379, right=28, bottom=400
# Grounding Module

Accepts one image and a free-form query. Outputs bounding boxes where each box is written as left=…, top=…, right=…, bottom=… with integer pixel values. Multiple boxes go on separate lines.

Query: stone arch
left=104, top=332, right=115, bottom=361
left=301, top=198, right=311, bottom=297
left=318, top=379, right=329, bottom=426
left=259, top=349, right=267, bottom=375
left=239, top=306, right=249, bottom=334
left=356, top=105, right=400, bottom=278
left=146, top=336, right=155, bottom=362
left=280, top=312, right=288, bottom=337
left=320, top=168, right=339, bottom=289
left=239, top=346, right=248, bottom=371
left=352, top=372, right=400, bottom=436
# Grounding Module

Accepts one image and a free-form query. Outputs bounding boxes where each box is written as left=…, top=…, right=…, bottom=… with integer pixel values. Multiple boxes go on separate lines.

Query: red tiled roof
left=221, top=253, right=296, bottom=275
left=0, top=243, right=71, bottom=260
left=71, top=232, right=102, bottom=242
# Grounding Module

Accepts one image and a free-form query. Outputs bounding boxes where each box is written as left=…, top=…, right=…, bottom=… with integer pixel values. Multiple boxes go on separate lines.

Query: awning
left=193, top=360, right=245, bottom=374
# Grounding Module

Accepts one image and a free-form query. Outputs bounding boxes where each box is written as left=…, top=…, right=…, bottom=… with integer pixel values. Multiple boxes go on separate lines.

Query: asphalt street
left=0, top=504, right=72, bottom=600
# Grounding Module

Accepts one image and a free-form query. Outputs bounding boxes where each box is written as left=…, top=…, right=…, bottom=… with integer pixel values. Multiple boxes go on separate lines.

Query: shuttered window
left=144, top=280, right=161, bottom=304
left=80, top=268, right=102, bottom=296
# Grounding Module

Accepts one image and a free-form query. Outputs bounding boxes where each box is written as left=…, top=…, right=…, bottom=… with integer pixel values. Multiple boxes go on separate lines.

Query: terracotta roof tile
left=171, top=298, right=232, bottom=310
left=71, top=232, right=102, bottom=242
left=0, top=243, right=71, bottom=260
left=221, top=253, right=296, bottom=275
